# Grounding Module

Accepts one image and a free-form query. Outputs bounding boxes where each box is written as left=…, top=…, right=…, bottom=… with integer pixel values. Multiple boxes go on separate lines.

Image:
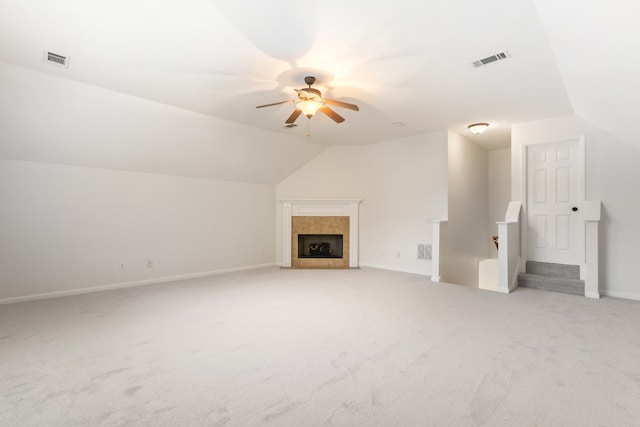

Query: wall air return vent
left=472, top=51, right=510, bottom=68
left=417, top=243, right=432, bottom=261
left=44, top=51, right=69, bottom=68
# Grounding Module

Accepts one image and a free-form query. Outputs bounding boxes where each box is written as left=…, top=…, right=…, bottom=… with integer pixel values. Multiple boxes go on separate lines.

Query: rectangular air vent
left=417, top=243, right=432, bottom=261
left=284, top=123, right=298, bottom=128
left=472, top=51, right=510, bottom=68
left=44, top=51, right=69, bottom=68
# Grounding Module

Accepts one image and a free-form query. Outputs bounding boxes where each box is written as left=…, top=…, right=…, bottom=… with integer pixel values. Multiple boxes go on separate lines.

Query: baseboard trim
left=0, top=263, right=278, bottom=305
left=359, top=262, right=432, bottom=278
left=600, top=290, right=640, bottom=301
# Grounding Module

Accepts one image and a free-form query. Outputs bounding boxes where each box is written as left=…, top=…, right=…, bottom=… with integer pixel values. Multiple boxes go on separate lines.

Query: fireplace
left=281, top=199, right=361, bottom=268
left=291, top=216, right=349, bottom=268
left=298, top=234, right=344, bottom=259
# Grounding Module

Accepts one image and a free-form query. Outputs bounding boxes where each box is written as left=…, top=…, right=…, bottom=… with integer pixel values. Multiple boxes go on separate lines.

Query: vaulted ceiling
left=0, top=0, right=638, bottom=179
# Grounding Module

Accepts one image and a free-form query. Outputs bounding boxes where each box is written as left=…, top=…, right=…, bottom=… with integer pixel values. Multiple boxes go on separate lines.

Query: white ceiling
left=0, top=0, right=638, bottom=152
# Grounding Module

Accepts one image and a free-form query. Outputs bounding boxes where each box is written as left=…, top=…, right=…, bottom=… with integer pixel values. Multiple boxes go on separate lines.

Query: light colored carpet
left=1, top=267, right=639, bottom=426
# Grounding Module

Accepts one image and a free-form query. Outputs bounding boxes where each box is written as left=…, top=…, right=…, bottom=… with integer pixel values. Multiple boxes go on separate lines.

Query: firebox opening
left=298, top=234, right=344, bottom=258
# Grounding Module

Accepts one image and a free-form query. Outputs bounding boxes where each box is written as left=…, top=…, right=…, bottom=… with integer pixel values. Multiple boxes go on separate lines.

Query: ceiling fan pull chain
left=306, top=118, right=311, bottom=137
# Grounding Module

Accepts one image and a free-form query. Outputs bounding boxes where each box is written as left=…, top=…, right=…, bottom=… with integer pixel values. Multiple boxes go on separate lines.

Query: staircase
left=518, top=261, right=585, bottom=296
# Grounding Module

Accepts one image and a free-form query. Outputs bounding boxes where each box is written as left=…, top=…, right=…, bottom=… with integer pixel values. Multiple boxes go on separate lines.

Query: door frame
left=521, top=135, right=586, bottom=278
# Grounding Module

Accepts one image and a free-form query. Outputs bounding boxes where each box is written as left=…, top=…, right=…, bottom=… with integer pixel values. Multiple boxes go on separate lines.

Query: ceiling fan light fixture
left=468, top=122, right=489, bottom=134
left=298, top=100, right=322, bottom=118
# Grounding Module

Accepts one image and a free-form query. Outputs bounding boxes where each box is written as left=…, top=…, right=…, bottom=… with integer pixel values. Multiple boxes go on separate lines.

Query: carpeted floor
left=1, top=267, right=639, bottom=426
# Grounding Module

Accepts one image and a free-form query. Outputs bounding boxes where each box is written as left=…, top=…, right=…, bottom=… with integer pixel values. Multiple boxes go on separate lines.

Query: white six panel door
left=527, top=140, right=582, bottom=265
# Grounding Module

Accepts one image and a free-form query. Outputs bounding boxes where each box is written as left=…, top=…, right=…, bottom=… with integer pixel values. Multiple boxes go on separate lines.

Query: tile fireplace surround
left=281, top=199, right=361, bottom=269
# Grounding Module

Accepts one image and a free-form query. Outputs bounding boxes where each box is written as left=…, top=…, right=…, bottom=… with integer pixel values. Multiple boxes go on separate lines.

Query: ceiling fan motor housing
left=299, top=87, right=322, bottom=101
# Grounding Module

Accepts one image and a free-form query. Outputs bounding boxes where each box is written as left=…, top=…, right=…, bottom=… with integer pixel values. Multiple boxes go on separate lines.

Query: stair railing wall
left=583, top=200, right=602, bottom=298
left=430, top=220, right=448, bottom=282
left=497, top=201, right=522, bottom=293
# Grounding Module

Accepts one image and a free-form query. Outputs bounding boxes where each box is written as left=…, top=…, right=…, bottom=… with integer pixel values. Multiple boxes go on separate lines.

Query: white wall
left=488, top=148, right=511, bottom=258
left=443, top=131, right=489, bottom=286
left=512, top=114, right=640, bottom=300
left=0, top=159, right=275, bottom=302
left=276, top=131, right=449, bottom=276
left=0, top=61, right=326, bottom=185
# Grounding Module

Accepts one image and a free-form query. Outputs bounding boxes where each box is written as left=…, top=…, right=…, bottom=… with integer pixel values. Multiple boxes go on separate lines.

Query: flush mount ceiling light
left=467, top=123, right=489, bottom=134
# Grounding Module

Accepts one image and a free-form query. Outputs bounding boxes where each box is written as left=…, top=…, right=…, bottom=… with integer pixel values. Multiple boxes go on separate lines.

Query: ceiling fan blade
left=319, top=106, right=345, bottom=123
left=285, top=108, right=302, bottom=124
left=256, top=99, right=295, bottom=109
left=324, top=98, right=359, bottom=111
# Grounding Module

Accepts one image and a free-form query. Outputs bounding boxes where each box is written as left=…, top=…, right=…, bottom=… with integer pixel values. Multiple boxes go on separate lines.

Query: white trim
left=280, top=199, right=363, bottom=204
left=0, top=263, right=278, bottom=305
left=600, top=290, right=640, bottom=301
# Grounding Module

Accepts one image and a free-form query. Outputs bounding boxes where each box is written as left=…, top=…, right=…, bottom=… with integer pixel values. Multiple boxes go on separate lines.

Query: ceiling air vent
left=44, top=51, right=69, bottom=68
left=284, top=123, right=298, bottom=128
left=472, top=51, right=510, bottom=68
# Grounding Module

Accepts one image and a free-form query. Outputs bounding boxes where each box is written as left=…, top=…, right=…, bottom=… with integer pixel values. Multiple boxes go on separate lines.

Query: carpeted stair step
left=518, top=272, right=585, bottom=295
left=525, top=261, right=580, bottom=279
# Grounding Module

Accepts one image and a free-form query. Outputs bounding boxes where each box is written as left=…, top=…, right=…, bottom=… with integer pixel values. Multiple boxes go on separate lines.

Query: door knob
left=572, top=207, right=578, bottom=212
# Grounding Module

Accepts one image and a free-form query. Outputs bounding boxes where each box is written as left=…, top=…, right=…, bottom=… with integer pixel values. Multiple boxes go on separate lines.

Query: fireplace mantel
left=281, top=199, right=362, bottom=268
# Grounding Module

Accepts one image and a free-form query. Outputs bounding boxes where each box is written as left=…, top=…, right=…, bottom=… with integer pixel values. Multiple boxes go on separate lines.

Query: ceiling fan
left=256, top=76, right=359, bottom=124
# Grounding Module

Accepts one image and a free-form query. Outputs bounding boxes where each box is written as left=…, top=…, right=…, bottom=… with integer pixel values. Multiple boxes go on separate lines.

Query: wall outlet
left=118, top=263, right=125, bottom=271
left=147, top=259, right=154, bottom=268
left=396, top=251, right=401, bottom=258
